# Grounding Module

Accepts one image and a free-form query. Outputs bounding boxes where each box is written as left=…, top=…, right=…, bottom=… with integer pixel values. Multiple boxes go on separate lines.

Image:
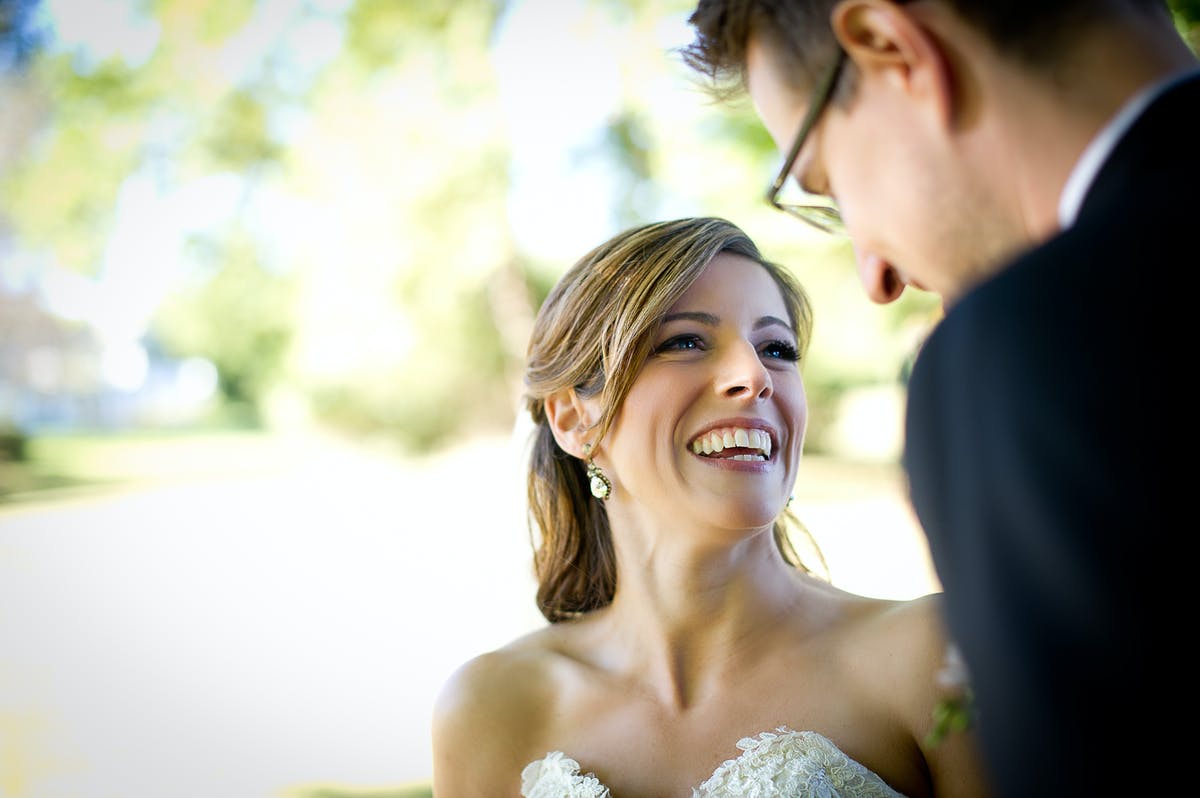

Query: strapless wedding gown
left=520, top=727, right=907, bottom=797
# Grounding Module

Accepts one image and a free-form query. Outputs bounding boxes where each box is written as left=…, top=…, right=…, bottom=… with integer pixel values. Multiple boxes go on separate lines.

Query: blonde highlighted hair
left=524, top=217, right=822, bottom=622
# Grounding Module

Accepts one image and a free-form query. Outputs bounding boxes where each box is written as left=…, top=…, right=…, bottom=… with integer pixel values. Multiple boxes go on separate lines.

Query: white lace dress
left=520, top=727, right=907, bottom=797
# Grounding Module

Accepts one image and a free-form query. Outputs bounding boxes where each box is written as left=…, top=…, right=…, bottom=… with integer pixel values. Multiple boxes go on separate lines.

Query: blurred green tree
left=154, top=227, right=295, bottom=424
left=1, top=0, right=525, bottom=452
left=2, top=0, right=1194, bottom=456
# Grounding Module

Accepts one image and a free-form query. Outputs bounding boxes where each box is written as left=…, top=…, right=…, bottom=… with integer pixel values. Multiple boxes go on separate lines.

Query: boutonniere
left=926, top=642, right=975, bottom=746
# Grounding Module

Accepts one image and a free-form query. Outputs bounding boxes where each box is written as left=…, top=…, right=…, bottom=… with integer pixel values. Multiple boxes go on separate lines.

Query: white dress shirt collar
left=1058, top=68, right=1200, bottom=229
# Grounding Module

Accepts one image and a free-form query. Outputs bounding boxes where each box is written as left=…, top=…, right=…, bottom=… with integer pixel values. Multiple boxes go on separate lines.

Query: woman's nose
left=716, top=343, right=773, bottom=400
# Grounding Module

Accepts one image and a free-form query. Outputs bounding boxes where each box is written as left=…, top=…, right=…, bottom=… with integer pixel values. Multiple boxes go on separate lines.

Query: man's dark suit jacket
left=904, top=72, right=1199, bottom=796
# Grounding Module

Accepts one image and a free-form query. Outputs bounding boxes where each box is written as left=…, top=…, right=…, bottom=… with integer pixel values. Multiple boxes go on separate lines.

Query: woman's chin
left=693, top=502, right=786, bottom=534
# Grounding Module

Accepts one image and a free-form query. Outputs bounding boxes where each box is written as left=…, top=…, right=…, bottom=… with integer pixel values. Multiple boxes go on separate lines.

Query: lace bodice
left=520, top=727, right=907, bottom=797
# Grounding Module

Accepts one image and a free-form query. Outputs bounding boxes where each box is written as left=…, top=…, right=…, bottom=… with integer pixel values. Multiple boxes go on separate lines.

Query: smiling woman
left=521, top=217, right=818, bottom=623
left=430, top=218, right=992, bottom=798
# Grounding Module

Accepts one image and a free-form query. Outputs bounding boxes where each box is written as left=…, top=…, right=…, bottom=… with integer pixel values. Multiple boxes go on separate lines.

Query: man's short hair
left=682, top=0, right=1173, bottom=98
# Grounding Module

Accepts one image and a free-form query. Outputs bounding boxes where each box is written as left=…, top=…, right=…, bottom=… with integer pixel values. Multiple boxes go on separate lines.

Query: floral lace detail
left=693, top=728, right=905, bottom=798
left=521, top=750, right=610, bottom=798
left=520, top=728, right=905, bottom=798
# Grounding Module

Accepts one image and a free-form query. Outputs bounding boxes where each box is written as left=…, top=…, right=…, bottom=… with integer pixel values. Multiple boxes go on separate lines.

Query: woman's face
left=600, top=252, right=806, bottom=533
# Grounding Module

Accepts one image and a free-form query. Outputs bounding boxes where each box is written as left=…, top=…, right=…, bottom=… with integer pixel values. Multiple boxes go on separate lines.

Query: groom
left=683, top=1, right=1197, bottom=795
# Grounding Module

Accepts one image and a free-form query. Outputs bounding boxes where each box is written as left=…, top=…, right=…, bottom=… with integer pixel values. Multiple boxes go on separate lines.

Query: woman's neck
left=592, top=524, right=820, bottom=711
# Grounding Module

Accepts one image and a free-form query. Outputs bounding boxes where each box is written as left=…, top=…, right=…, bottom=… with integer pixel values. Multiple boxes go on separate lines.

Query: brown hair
left=523, top=217, right=821, bottom=623
left=681, top=0, right=1170, bottom=100
left=681, top=0, right=843, bottom=101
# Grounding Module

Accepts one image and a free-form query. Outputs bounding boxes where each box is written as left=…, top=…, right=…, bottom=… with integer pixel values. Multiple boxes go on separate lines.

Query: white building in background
left=0, top=286, right=218, bottom=434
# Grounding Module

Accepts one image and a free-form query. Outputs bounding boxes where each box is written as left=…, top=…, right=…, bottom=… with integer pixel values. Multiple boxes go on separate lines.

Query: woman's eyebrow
left=754, top=315, right=794, bottom=333
left=661, top=311, right=718, bottom=326
left=661, top=312, right=794, bottom=334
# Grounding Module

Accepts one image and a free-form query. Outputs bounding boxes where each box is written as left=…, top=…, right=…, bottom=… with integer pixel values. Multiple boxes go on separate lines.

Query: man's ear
left=831, top=0, right=954, bottom=129
left=544, top=387, right=602, bottom=458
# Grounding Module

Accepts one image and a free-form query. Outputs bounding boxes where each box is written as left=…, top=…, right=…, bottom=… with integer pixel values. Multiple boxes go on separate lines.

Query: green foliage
left=46, top=54, right=154, bottom=112
left=147, top=0, right=257, bottom=44
left=601, top=109, right=657, bottom=229
left=1170, top=0, right=1200, bottom=24
left=154, top=230, right=296, bottom=412
left=343, top=0, right=505, bottom=71
left=0, top=428, right=306, bottom=502
left=1170, top=0, right=1200, bottom=51
left=307, top=276, right=517, bottom=453
left=0, top=0, right=960, bottom=459
left=200, top=89, right=285, bottom=170
left=926, top=691, right=975, bottom=747
left=0, top=54, right=151, bottom=272
left=700, top=98, right=779, bottom=162
left=0, top=422, right=27, bottom=462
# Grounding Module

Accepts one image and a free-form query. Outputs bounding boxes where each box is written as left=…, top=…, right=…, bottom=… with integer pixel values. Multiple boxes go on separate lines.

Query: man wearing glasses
left=684, top=1, right=1198, bottom=796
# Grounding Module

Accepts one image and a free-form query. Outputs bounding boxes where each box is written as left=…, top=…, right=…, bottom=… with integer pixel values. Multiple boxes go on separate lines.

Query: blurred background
left=1, top=1, right=1196, bottom=796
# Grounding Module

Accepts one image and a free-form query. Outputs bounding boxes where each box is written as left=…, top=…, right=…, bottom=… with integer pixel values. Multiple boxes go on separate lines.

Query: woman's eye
left=760, top=340, right=800, bottom=362
left=656, top=334, right=705, bottom=353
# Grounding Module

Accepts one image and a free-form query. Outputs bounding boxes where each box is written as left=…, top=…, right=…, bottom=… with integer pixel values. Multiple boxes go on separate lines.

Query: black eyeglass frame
left=765, top=47, right=847, bottom=234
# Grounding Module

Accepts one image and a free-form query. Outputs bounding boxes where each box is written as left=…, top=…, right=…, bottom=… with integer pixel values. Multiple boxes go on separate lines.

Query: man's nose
left=856, top=249, right=906, bottom=305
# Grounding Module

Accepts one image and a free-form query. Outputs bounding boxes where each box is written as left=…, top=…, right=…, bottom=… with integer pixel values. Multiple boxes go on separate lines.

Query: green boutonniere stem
left=926, top=690, right=975, bottom=747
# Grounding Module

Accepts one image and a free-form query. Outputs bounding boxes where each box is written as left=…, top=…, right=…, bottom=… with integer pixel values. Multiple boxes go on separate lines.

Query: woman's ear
left=544, top=387, right=601, bottom=458
left=831, top=0, right=954, bottom=129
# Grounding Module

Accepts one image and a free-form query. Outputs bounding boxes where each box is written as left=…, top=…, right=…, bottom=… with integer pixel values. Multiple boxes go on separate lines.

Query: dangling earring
left=582, top=442, right=611, bottom=501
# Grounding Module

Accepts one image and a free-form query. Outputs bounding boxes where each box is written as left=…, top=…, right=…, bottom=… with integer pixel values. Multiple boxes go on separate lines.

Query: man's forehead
left=745, top=36, right=809, bottom=130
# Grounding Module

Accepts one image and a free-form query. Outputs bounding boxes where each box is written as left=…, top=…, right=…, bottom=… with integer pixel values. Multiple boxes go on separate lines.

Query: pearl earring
left=582, top=442, right=611, bottom=501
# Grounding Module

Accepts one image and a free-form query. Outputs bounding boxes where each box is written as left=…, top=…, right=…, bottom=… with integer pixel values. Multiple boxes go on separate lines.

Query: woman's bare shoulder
left=843, top=592, right=993, bottom=797
left=433, top=625, right=566, bottom=738
left=874, top=590, right=946, bottom=640
left=431, top=626, right=569, bottom=797
left=840, top=591, right=948, bottom=689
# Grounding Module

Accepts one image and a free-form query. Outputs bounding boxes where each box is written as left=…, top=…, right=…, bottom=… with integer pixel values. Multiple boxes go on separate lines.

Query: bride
left=432, top=217, right=991, bottom=797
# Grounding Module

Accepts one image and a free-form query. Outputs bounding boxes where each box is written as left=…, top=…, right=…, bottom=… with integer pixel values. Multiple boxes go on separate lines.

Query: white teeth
left=689, top=427, right=773, bottom=459
left=755, top=429, right=772, bottom=458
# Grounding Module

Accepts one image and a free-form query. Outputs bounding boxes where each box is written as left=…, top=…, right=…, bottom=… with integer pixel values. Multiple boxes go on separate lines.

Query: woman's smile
left=688, top=420, right=779, bottom=471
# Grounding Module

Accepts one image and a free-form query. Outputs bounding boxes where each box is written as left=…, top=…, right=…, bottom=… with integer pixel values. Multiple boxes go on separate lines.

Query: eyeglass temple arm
left=766, top=48, right=847, bottom=201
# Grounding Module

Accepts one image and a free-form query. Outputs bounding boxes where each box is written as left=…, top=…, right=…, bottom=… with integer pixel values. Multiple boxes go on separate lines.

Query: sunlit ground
left=0, top=429, right=936, bottom=798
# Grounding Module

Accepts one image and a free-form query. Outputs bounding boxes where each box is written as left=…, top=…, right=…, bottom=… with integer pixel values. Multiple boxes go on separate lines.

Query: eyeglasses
left=765, top=47, right=847, bottom=234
